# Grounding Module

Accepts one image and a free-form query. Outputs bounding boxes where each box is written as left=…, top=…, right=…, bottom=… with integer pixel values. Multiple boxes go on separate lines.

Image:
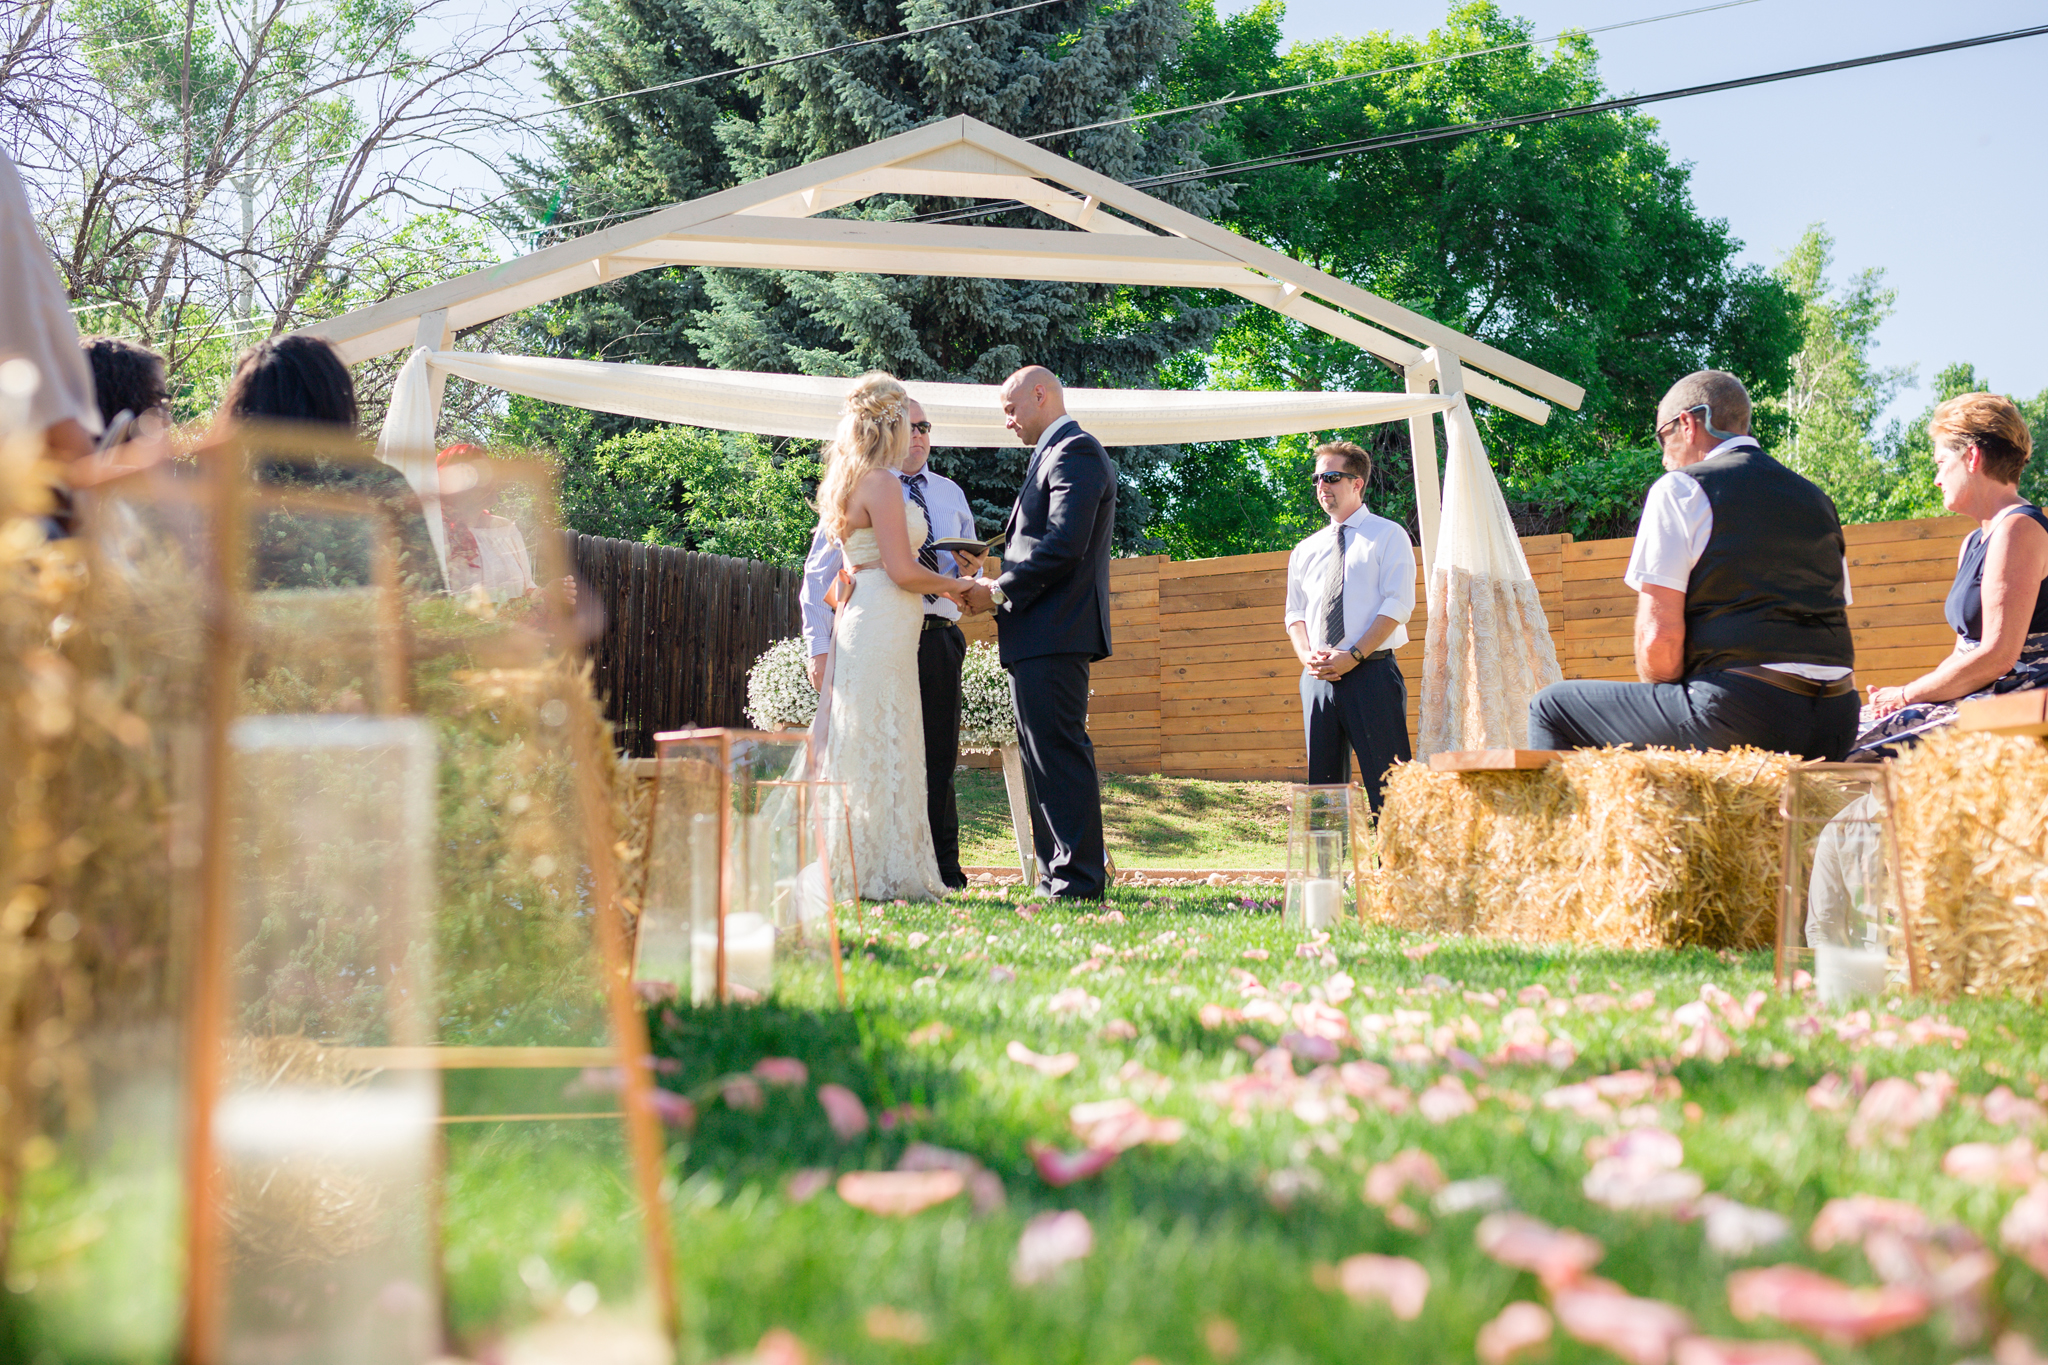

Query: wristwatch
left=987, top=583, right=1007, bottom=607
left=1348, top=646, right=1365, bottom=664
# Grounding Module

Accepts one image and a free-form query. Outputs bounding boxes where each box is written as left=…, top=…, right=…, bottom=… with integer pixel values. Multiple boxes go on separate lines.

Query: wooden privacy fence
left=566, top=532, right=802, bottom=756
left=958, top=514, right=1971, bottom=782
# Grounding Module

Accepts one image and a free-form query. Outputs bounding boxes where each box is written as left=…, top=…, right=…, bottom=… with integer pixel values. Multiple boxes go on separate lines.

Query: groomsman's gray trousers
left=1301, top=651, right=1410, bottom=813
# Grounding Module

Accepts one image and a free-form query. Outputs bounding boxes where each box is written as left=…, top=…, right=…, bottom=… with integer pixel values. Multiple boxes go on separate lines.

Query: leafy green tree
left=1770, top=225, right=1924, bottom=521
left=1136, top=0, right=1803, bottom=550
left=508, top=0, right=1235, bottom=545
left=549, top=424, right=824, bottom=568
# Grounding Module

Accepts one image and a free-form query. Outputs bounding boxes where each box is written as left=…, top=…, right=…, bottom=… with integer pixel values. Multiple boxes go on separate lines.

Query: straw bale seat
left=1888, top=729, right=2048, bottom=1000
left=1374, top=747, right=1802, bottom=950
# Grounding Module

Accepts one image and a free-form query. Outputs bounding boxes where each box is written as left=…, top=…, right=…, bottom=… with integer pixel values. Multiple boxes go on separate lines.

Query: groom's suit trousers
left=1007, top=652, right=1107, bottom=900
left=916, top=619, right=968, bottom=887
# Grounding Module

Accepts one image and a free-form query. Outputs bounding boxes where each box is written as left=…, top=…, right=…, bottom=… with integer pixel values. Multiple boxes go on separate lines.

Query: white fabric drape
left=373, top=347, right=449, bottom=577
left=374, top=349, right=1456, bottom=451
left=0, top=147, right=101, bottom=437
left=1417, top=393, right=1563, bottom=756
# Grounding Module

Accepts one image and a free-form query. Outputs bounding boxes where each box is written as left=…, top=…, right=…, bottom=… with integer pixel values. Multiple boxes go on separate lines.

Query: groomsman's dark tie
left=1316, top=522, right=1349, bottom=650
left=901, top=472, right=940, bottom=604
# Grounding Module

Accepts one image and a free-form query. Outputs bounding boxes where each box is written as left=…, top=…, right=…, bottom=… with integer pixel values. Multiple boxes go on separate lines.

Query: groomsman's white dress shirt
left=800, top=467, right=977, bottom=656
left=1282, top=505, right=1417, bottom=655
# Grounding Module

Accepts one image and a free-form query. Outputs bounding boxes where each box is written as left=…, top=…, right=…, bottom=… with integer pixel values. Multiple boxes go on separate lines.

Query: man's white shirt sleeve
left=1623, top=472, right=1712, bottom=593
left=799, top=527, right=841, bottom=657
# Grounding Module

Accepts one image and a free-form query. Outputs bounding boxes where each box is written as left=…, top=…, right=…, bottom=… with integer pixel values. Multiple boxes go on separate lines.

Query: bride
left=812, top=373, right=961, bottom=901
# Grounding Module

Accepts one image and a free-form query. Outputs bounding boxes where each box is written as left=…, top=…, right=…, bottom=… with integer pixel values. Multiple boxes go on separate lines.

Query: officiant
left=1284, top=440, right=1417, bottom=813
left=802, top=396, right=980, bottom=890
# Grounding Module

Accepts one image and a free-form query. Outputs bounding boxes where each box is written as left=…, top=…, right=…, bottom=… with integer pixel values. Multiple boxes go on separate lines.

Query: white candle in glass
left=692, top=911, right=775, bottom=1004
left=1302, top=877, right=1342, bottom=930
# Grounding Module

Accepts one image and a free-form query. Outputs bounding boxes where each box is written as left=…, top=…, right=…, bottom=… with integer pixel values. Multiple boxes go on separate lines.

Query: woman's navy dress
left=1848, top=503, right=2048, bottom=757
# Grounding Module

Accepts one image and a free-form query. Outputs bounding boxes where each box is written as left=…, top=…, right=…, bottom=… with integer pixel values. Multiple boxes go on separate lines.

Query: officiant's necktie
left=901, top=473, right=940, bottom=604
left=1316, top=523, right=1349, bottom=650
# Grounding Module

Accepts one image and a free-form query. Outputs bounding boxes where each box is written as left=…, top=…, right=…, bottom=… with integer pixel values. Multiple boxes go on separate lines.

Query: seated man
left=1527, top=370, right=1859, bottom=760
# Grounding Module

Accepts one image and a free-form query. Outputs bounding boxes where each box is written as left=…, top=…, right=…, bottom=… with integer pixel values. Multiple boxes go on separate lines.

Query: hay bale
left=1374, top=747, right=1799, bottom=950
left=1888, top=729, right=2048, bottom=1000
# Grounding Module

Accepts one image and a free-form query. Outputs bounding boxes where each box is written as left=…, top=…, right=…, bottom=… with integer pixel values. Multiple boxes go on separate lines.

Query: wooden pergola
left=302, top=114, right=1583, bottom=571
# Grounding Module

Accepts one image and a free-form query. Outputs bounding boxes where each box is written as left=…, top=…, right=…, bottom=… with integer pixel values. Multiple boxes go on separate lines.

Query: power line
left=483, top=0, right=1067, bottom=131
left=1028, top=0, right=1766, bottom=143
left=917, top=20, right=2048, bottom=224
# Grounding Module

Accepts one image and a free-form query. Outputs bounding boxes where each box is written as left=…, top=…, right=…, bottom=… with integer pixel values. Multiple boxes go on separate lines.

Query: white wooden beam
left=739, top=170, right=1154, bottom=236
left=1408, top=350, right=1443, bottom=601
left=413, top=309, right=453, bottom=439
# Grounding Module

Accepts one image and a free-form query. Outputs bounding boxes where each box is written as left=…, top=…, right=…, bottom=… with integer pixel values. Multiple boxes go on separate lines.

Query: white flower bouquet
left=744, top=636, right=819, bottom=731
left=744, top=635, right=1017, bottom=750
left=958, top=640, right=1017, bottom=753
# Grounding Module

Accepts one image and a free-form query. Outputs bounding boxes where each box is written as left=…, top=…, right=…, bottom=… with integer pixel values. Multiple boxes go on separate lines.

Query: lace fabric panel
left=819, top=513, right=947, bottom=901
left=1417, top=396, right=1564, bottom=756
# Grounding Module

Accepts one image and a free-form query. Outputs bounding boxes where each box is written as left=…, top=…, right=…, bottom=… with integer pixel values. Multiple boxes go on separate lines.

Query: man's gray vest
left=1680, top=442, right=1855, bottom=676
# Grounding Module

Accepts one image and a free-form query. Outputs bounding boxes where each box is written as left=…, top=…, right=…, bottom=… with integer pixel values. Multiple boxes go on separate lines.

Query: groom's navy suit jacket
left=993, top=416, right=1117, bottom=667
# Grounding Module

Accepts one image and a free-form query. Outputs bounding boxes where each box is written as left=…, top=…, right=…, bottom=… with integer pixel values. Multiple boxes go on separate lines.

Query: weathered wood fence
left=566, top=533, right=802, bottom=756
left=957, top=513, right=1969, bottom=782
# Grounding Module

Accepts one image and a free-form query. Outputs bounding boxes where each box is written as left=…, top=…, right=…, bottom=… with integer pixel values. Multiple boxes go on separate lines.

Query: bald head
left=1001, top=365, right=1067, bottom=446
left=1655, top=370, right=1753, bottom=470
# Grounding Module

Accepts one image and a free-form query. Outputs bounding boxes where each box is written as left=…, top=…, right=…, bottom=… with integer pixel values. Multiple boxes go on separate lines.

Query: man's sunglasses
left=1654, top=404, right=1708, bottom=444
left=910, top=420, right=933, bottom=434
left=1311, top=470, right=1360, bottom=485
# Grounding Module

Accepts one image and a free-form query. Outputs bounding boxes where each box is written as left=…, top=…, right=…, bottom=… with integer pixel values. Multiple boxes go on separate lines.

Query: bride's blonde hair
left=817, top=371, right=911, bottom=543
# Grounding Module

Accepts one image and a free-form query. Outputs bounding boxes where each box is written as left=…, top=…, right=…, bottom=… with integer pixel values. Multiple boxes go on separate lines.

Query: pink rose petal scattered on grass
left=2000, top=1182, right=2048, bottom=1276
left=1946, top=1137, right=2040, bottom=1187
left=1672, top=1337, right=1820, bottom=1365
left=1804, top=1074, right=1851, bottom=1113
left=1364, top=1149, right=1446, bottom=1208
left=1419, top=1075, right=1477, bottom=1124
left=1070, top=1099, right=1185, bottom=1150
left=1007, top=1040, right=1080, bottom=1078
left=722, top=1076, right=766, bottom=1112
left=752, top=1057, right=808, bottom=1087
left=646, top=1088, right=697, bottom=1131
left=1585, top=1127, right=1684, bottom=1169
left=1696, top=1196, right=1793, bottom=1257
left=1476, top=1302, right=1553, bottom=1365
left=785, top=1168, right=832, bottom=1203
left=905, top=1021, right=954, bottom=1047
left=1726, top=1265, right=1932, bottom=1344
left=862, top=1306, right=931, bottom=1345
left=1013, top=1210, right=1094, bottom=1285
left=1808, top=1195, right=1929, bottom=1251
left=1552, top=1286, right=1693, bottom=1365
left=817, top=1083, right=870, bottom=1141
left=1402, top=941, right=1439, bottom=960
left=1985, top=1085, right=2047, bottom=1128
left=1476, top=1212, right=1605, bottom=1290
left=1995, top=1330, right=2048, bottom=1364
left=835, top=1169, right=965, bottom=1217
left=1334, top=1254, right=1429, bottom=1320
left=1029, top=1141, right=1118, bottom=1187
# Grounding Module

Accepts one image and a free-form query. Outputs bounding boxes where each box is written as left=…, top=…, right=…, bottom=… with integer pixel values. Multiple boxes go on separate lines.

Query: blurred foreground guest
left=437, top=442, right=538, bottom=603
left=1850, top=393, right=2047, bottom=756
left=1528, top=371, right=1859, bottom=761
left=0, top=146, right=100, bottom=457
left=1282, top=439, right=1415, bottom=813
left=220, top=334, right=438, bottom=590
left=81, top=336, right=169, bottom=441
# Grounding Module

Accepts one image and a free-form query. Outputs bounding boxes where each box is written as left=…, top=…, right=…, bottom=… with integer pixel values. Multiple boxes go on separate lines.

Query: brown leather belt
left=1726, top=666, right=1857, bottom=699
left=922, top=614, right=958, bottom=631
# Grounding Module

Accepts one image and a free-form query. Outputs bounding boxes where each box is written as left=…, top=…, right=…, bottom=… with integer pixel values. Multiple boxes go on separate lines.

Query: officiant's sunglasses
left=909, top=420, right=932, bottom=434
left=1311, top=470, right=1360, bottom=484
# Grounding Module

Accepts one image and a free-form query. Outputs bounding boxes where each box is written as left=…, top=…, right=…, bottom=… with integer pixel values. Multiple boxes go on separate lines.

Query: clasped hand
left=1304, top=646, right=1355, bottom=682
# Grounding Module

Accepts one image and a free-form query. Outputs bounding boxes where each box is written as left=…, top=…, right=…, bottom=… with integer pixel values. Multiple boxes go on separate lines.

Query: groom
left=962, top=366, right=1114, bottom=900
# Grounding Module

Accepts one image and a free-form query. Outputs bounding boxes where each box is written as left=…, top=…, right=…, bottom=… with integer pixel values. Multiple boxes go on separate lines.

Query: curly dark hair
left=221, top=333, right=358, bottom=430
left=79, top=335, right=168, bottom=428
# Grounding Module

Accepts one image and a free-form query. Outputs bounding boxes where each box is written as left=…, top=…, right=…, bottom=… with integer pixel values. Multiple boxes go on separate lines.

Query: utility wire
left=483, top=0, right=1066, bottom=131
left=1028, top=0, right=1765, bottom=142
left=916, top=20, right=2048, bottom=224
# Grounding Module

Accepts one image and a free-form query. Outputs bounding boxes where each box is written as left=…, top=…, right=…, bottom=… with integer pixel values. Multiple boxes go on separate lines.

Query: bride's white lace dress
left=820, top=509, right=946, bottom=901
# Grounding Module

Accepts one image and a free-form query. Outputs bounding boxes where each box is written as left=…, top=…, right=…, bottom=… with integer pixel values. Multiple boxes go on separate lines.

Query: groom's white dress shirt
left=1282, top=504, right=1416, bottom=655
left=800, top=467, right=977, bottom=657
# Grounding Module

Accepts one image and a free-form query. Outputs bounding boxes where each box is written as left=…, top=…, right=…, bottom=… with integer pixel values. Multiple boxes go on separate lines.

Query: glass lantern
left=215, top=713, right=442, bottom=1365
left=1777, top=761, right=1914, bottom=1003
left=640, top=727, right=809, bottom=1005
left=1285, top=783, right=1354, bottom=931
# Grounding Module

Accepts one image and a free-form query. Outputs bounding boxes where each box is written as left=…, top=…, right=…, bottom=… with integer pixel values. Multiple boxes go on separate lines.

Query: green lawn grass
left=956, top=771, right=1294, bottom=870
left=16, top=887, right=2048, bottom=1364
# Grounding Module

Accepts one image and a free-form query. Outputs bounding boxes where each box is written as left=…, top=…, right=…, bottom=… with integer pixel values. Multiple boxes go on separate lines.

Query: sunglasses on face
left=910, top=420, right=933, bottom=434
left=1311, top=470, right=1359, bottom=485
left=1654, top=404, right=1709, bottom=444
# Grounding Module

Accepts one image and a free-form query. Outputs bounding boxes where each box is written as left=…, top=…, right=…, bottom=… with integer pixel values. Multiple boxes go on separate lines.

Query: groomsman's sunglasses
left=910, top=420, right=933, bottom=434
left=1311, top=470, right=1360, bottom=485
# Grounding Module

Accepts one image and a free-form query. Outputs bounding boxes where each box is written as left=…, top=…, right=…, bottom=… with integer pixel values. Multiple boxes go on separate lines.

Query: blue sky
left=1246, top=0, right=2048, bottom=425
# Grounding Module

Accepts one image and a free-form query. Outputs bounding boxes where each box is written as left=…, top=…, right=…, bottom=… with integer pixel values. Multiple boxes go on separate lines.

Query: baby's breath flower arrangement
left=958, top=641, right=1017, bottom=752
left=744, top=636, right=819, bottom=731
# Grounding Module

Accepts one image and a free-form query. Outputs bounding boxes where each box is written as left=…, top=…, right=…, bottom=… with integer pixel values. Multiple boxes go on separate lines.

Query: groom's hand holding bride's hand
left=961, top=578, right=997, bottom=615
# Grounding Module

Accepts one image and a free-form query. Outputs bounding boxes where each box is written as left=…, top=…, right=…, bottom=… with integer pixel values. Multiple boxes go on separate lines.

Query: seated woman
left=1851, top=392, right=2048, bottom=757
left=218, top=334, right=439, bottom=591
left=437, top=442, right=539, bottom=603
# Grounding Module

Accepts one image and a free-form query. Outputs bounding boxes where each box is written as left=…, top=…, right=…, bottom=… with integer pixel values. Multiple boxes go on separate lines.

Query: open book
left=931, top=535, right=1004, bottom=556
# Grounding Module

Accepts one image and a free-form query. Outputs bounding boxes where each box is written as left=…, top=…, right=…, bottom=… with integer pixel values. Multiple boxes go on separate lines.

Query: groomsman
left=1283, top=440, right=1417, bottom=812
left=802, top=397, right=981, bottom=889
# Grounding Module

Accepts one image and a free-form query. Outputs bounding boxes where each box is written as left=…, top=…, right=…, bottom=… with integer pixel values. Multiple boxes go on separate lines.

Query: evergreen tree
left=508, top=0, right=1236, bottom=545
